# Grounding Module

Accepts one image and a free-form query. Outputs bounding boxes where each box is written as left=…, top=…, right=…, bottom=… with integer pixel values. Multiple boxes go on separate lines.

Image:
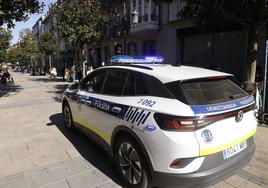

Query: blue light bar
left=110, top=55, right=165, bottom=64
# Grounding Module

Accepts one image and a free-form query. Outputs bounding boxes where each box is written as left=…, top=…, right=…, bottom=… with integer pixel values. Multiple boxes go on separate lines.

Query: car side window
left=102, top=70, right=128, bottom=96
left=135, top=75, right=149, bottom=96
left=122, top=72, right=174, bottom=98
left=122, top=73, right=135, bottom=96
left=81, top=70, right=107, bottom=93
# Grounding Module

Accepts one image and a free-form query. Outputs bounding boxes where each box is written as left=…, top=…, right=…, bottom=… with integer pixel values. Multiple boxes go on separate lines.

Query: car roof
left=99, top=64, right=233, bottom=83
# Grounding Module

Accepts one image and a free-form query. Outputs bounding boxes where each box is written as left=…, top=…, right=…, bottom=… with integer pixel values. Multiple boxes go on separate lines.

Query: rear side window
left=102, top=70, right=128, bottom=96
left=122, top=73, right=174, bottom=98
left=122, top=74, right=135, bottom=96
left=166, top=78, right=248, bottom=105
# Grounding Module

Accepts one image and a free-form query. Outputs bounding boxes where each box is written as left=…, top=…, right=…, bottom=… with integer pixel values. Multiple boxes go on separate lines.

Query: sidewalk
left=0, top=72, right=268, bottom=188
left=0, top=72, right=121, bottom=188
left=211, top=125, right=268, bottom=188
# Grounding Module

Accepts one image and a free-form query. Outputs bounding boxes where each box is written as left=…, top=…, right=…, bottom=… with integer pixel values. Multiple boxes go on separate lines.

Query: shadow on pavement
left=28, top=77, right=65, bottom=83
left=48, top=113, right=123, bottom=186
left=0, top=84, right=23, bottom=97
left=48, top=84, right=70, bottom=102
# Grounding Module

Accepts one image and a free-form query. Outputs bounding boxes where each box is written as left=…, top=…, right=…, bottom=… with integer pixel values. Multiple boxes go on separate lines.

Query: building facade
left=93, top=0, right=265, bottom=84
left=32, top=0, right=68, bottom=76
left=32, top=0, right=265, bottom=84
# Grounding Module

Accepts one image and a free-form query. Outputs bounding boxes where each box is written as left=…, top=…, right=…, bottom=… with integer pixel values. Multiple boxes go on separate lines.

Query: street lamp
left=131, top=9, right=139, bottom=26
left=122, top=1, right=139, bottom=55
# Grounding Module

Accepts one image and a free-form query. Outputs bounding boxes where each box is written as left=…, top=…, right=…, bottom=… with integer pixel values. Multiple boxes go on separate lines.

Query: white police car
left=62, top=56, right=257, bottom=188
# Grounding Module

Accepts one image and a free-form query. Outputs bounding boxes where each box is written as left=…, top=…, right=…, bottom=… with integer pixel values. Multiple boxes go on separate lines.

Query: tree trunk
left=246, top=26, right=258, bottom=83
left=74, top=46, right=79, bottom=66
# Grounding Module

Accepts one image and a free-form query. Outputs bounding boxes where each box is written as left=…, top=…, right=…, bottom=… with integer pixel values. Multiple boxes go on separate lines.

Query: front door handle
left=112, top=107, right=121, bottom=113
left=80, top=99, right=92, bottom=105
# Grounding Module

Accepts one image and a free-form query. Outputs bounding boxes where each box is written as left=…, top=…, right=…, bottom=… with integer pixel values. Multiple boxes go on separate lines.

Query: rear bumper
left=152, top=137, right=255, bottom=188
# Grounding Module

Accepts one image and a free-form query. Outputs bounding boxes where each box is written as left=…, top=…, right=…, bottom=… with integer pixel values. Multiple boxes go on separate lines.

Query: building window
left=133, top=0, right=136, bottom=10
left=138, top=0, right=142, bottom=23
left=144, top=0, right=149, bottom=21
left=143, top=40, right=156, bottom=55
left=151, top=1, right=158, bottom=21
left=131, top=0, right=159, bottom=23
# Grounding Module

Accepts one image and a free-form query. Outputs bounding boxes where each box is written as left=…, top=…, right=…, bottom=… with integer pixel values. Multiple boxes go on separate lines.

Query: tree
left=0, top=28, right=12, bottom=63
left=6, top=44, right=21, bottom=64
left=17, top=29, right=40, bottom=66
left=173, top=0, right=268, bottom=82
left=38, top=32, right=58, bottom=69
left=39, top=32, right=57, bottom=56
left=53, top=0, right=109, bottom=64
left=0, top=0, right=43, bottom=28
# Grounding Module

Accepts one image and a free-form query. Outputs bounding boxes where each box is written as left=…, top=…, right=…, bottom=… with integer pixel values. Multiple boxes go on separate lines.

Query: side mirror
left=69, top=83, right=79, bottom=90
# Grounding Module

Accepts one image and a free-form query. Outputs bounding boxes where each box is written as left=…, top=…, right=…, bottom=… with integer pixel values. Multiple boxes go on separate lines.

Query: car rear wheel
left=114, top=136, right=149, bottom=188
left=63, top=103, right=74, bottom=130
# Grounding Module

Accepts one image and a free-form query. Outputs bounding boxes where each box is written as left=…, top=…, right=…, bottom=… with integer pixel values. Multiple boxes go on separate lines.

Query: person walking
left=86, top=66, right=93, bottom=75
left=71, top=65, right=76, bottom=82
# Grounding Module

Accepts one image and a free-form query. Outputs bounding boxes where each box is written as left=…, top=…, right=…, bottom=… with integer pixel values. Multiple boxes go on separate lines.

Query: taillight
left=154, top=104, right=255, bottom=132
left=154, top=113, right=210, bottom=131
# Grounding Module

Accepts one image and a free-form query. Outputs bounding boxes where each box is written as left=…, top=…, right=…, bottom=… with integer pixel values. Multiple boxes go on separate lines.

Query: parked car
left=62, top=56, right=257, bottom=188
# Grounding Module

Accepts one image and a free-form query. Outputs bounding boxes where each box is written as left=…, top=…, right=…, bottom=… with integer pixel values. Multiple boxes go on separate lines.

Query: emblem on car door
left=235, top=110, right=243, bottom=122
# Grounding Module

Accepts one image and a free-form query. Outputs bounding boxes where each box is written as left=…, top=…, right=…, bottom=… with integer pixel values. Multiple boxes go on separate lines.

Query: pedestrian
left=50, top=67, right=57, bottom=79
left=64, top=68, right=71, bottom=82
left=86, top=66, right=93, bottom=75
left=71, top=65, right=76, bottom=82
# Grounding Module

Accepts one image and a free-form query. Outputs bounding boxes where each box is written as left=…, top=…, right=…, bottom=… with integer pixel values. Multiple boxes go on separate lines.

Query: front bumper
left=152, top=136, right=255, bottom=188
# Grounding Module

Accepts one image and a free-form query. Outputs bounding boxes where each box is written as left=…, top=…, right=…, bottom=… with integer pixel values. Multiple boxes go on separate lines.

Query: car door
left=77, top=69, right=128, bottom=144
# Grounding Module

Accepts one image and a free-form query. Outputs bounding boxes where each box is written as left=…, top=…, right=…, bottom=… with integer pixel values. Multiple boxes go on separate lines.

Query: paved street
left=0, top=72, right=268, bottom=188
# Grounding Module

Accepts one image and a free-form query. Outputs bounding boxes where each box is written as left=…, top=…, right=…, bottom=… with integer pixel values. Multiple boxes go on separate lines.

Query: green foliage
left=38, top=32, right=58, bottom=56
left=6, top=29, right=40, bottom=66
left=177, top=0, right=268, bottom=31
left=0, top=28, right=12, bottom=63
left=6, top=44, right=21, bottom=64
left=0, top=0, right=44, bottom=28
left=54, top=0, right=109, bottom=47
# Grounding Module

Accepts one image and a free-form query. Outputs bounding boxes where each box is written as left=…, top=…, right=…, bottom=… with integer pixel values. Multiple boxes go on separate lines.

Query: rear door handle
left=112, top=107, right=121, bottom=113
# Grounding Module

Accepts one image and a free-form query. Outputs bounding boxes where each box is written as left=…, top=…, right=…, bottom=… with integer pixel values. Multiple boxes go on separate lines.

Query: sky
left=11, top=0, right=57, bottom=44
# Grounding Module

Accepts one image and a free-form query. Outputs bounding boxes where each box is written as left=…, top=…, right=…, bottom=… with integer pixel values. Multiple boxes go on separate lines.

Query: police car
left=62, top=56, right=257, bottom=188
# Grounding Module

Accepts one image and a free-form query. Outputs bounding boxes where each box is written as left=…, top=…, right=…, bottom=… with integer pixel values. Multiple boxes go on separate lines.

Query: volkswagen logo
left=236, top=110, right=243, bottom=122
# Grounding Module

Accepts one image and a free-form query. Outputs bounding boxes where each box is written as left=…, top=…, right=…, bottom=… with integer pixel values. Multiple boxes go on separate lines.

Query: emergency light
left=110, top=55, right=165, bottom=64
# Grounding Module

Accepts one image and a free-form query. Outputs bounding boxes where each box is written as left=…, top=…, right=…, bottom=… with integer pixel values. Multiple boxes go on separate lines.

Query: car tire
left=63, top=102, right=74, bottom=130
left=114, top=135, right=150, bottom=188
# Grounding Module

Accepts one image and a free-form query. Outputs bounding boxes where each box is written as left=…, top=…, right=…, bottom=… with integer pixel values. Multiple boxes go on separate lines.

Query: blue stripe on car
left=190, top=96, right=255, bottom=115
left=65, top=91, right=151, bottom=126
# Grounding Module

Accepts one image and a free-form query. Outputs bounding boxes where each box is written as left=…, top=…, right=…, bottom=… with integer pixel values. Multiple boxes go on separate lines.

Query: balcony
left=130, top=0, right=159, bottom=33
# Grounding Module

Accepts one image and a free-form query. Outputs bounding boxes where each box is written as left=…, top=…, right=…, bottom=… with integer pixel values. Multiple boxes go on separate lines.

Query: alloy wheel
left=118, top=142, right=142, bottom=185
left=64, top=105, right=72, bottom=128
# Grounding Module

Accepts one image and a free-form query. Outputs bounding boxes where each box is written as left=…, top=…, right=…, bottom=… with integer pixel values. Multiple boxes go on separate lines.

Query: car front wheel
left=63, top=102, right=74, bottom=130
left=114, top=136, right=150, bottom=188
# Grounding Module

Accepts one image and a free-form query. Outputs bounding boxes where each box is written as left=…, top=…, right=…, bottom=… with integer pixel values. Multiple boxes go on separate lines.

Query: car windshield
left=165, top=78, right=248, bottom=105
